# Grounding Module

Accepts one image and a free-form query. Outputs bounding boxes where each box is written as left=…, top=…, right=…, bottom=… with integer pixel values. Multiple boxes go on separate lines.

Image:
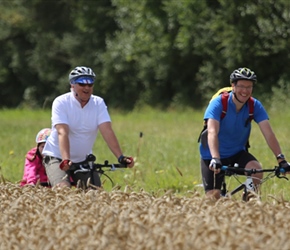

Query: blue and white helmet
left=69, top=66, right=96, bottom=84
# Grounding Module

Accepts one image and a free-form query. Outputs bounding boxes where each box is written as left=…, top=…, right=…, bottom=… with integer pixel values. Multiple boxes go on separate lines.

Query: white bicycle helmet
left=69, top=66, right=96, bottom=84
left=35, top=128, right=51, bottom=144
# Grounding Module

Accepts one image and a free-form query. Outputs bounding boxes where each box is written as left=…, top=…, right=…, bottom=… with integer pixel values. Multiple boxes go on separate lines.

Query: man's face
left=72, top=83, right=94, bottom=103
left=233, top=80, right=254, bottom=103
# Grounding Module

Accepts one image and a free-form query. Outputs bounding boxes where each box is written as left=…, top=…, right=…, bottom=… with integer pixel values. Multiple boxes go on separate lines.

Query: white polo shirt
left=43, top=92, right=111, bottom=162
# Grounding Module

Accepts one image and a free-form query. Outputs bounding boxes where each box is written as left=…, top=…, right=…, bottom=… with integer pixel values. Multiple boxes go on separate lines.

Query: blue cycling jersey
left=199, top=92, right=269, bottom=159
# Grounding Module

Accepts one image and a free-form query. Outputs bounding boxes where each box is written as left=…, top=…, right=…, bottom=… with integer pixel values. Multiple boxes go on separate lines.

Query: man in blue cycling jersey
left=199, top=67, right=289, bottom=199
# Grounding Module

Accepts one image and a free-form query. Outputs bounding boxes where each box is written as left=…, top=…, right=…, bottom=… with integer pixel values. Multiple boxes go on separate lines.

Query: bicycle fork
left=221, top=175, right=255, bottom=201
left=88, top=158, right=96, bottom=186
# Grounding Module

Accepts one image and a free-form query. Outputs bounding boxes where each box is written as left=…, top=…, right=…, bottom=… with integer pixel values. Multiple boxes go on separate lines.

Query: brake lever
left=275, top=167, right=289, bottom=180
left=278, top=175, right=289, bottom=181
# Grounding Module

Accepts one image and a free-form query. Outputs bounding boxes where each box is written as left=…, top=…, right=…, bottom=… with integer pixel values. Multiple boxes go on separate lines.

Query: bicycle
left=40, top=154, right=127, bottom=189
left=220, top=164, right=288, bottom=201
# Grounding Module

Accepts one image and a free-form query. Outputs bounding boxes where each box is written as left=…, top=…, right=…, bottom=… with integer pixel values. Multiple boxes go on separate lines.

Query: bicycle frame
left=220, top=165, right=288, bottom=201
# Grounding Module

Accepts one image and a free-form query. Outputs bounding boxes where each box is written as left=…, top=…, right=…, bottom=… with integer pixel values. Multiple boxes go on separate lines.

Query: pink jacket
left=20, top=147, right=49, bottom=186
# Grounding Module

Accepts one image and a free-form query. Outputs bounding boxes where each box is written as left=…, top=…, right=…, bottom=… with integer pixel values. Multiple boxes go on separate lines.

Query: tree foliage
left=0, top=0, right=289, bottom=109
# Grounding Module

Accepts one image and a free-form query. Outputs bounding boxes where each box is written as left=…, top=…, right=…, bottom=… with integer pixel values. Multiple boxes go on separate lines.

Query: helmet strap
left=232, top=82, right=245, bottom=104
left=233, top=92, right=244, bottom=104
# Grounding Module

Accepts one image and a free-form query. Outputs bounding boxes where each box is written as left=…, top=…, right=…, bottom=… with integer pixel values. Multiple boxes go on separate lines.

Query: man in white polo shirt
left=43, top=66, right=134, bottom=187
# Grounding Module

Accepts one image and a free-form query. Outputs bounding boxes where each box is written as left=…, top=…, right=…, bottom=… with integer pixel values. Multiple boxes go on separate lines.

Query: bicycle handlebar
left=221, top=165, right=287, bottom=179
left=86, top=154, right=128, bottom=169
left=69, top=154, right=128, bottom=174
left=93, top=161, right=127, bottom=169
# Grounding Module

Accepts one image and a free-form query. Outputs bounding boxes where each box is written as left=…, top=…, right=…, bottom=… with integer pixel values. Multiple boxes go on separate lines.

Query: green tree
left=0, top=0, right=118, bottom=108
left=0, top=0, right=289, bottom=109
left=101, top=0, right=210, bottom=109
left=194, top=0, right=290, bottom=102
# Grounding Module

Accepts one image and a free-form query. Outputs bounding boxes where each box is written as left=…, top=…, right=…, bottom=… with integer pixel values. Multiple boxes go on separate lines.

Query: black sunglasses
left=77, top=83, right=94, bottom=87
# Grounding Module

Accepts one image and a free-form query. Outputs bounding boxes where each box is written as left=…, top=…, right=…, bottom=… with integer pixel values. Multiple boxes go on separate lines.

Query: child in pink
left=20, top=128, right=51, bottom=186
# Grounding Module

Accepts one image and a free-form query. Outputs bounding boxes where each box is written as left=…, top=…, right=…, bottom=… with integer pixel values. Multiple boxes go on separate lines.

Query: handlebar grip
left=113, top=163, right=127, bottom=168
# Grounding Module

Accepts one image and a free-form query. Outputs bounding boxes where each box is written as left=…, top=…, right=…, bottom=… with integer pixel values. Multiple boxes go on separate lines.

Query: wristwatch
left=276, top=154, right=285, bottom=160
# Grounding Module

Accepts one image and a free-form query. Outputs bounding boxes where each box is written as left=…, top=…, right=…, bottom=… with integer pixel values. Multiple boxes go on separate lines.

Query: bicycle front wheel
left=71, top=171, right=101, bottom=190
left=99, top=173, right=115, bottom=190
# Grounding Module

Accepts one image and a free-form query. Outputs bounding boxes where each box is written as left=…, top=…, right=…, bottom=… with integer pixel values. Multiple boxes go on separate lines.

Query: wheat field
left=1, top=183, right=289, bottom=250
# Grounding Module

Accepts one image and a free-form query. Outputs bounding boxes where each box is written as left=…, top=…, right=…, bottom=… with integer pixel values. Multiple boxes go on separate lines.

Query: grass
left=0, top=105, right=290, bottom=200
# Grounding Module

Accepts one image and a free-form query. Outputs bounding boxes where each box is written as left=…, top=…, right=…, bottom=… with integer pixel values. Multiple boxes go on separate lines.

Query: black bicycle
left=68, top=154, right=127, bottom=190
left=220, top=165, right=288, bottom=201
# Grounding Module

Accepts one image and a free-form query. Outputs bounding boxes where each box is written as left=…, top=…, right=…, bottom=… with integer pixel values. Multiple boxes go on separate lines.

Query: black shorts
left=200, top=150, right=257, bottom=192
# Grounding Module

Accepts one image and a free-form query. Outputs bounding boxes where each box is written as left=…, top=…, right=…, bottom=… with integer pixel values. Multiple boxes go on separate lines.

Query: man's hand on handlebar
left=59, top=159, right=72, bottom=171
left=279, top=160, right=290, bottom=173
left=209, top=158, right=222, bottom=174
left=118, top=155, right=134, bottom=168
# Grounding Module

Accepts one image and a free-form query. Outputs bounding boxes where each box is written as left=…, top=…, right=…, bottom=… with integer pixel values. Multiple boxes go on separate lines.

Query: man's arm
left=55, top=123, right=70, bottom=161
left=258, top=120, right=283, bottom=160
left=207, top=118, right=220, bottom=159
left=99, top=122, right=134, bottom=167
left=98, top=122, right=123, bottom=158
